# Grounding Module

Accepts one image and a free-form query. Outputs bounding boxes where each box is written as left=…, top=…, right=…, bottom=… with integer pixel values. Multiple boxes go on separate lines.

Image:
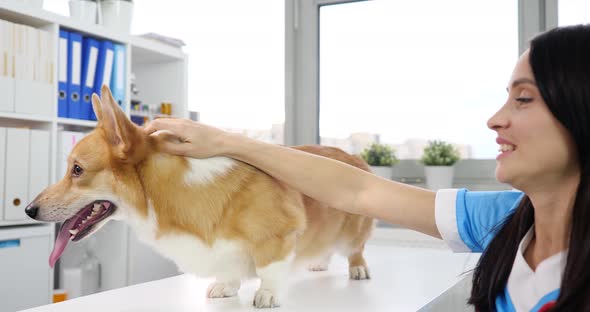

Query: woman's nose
left=487, top=105, right=510, bottom=131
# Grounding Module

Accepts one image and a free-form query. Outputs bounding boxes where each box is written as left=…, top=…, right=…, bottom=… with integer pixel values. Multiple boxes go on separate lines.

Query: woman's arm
left=145, top=119, right=440, bottom=238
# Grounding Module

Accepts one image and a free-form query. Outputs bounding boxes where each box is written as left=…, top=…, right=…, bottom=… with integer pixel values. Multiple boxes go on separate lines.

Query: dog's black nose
left=25, top=205, right=39, bottom=219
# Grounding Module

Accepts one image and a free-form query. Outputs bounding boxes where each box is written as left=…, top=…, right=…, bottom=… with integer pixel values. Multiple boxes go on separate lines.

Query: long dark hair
left=469, top=24, right=590, bottom=311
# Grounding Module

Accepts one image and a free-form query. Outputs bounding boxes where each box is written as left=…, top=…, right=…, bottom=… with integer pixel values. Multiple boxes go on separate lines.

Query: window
left=318, top=1, right=518, bottom=158
left=133, top=1, right=285, bottom=144
left=558, top=0, right=590, bottom=26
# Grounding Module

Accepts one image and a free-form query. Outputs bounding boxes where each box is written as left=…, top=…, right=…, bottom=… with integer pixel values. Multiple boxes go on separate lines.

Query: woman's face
left=487, top=50, right=579, bottom=191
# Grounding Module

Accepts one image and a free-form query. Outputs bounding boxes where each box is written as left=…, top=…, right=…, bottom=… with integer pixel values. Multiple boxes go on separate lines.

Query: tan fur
left=30, top=86, right=374, bottom=286
left=138, top=144, right=374, bottom=269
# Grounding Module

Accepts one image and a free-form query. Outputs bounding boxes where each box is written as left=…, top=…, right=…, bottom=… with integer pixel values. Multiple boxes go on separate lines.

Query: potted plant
left=360, top=143, right=398, bottom=179
left=420, top=140, right=460, bottom=190
left=98, top=0, right=134, bottom=33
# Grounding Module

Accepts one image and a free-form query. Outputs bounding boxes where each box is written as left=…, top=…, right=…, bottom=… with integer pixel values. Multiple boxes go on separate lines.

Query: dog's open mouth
left=49, top=201, right=116, bottom=268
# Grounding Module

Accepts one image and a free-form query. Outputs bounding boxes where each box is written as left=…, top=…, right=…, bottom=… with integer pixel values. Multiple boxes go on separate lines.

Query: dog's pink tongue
left=49, top=218, right=76, bottom=268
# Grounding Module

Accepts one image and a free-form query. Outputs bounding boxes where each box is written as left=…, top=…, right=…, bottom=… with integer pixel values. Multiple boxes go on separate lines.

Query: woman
left=145, top=25, right=590, bottom=311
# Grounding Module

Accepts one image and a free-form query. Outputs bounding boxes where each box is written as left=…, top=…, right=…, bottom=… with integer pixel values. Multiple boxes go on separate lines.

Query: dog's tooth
left=82, top=220, right=87, bottom=224
left=69, top=229, right=79, bottom=235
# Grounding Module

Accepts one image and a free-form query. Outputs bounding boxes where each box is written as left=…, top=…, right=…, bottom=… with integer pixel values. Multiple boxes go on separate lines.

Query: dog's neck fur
left=131, top=152, right=241, bottom=244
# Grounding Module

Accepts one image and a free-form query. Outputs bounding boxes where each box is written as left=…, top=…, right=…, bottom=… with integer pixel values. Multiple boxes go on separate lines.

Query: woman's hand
left=143, top=118, right=233, bottom=158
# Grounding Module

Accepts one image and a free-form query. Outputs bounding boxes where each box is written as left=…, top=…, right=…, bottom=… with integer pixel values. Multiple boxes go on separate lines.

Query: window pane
left=558, top=0, right=590, bottom=26
left=319, top=1, right=518, bottom=158
left=132, top=1, right=285, bottom=144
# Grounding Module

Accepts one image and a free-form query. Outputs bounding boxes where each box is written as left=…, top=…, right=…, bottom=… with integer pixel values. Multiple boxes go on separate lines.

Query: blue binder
left=57, top=30, right=69, bottom=118
left=67, top=32, right=83, bottom=119
left=111, top=43, right=126, bottom=109
left=90, top=40, right=114, bottom=121
left=81, top=37, right=99, bottom=120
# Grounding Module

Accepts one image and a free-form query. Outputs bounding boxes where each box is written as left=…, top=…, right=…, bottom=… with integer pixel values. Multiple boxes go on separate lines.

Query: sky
left=43, top=0, right=590, bottom=159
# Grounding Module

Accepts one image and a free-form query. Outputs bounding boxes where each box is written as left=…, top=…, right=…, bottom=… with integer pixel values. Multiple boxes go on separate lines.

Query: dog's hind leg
left=307, top=254, right=332, bottom=272
left=348, top=248, right=370, bottom=280
left=251, top=233, right=296, bottom=309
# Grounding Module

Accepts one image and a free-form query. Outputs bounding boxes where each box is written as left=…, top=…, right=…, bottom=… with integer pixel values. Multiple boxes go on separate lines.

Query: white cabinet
left=0, top=225, right=52, bottom=311
left=4, top=127, right=30, bottom=220
left=1, top=128, right=50, bottom=221
left=0, top=127, right=5, bottom=221
left=0, top=76, right=15, bottom=112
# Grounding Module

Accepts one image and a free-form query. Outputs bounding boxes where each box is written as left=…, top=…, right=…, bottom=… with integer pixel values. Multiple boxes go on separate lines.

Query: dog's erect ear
left=95, top=85, right=139, bottom=157
left=91, top=93, right=103, bottom=121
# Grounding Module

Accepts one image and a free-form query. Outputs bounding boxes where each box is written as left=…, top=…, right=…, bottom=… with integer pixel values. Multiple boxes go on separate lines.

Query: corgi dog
left=25, top=86, right=374, bottom=308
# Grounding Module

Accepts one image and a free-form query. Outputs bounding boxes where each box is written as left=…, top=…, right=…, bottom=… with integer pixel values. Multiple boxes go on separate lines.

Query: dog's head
left=25, top=85, right=153, bottom=267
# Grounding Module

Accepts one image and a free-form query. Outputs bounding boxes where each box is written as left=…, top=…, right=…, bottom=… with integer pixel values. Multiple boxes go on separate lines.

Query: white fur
left=127, top=202, right=255, bottom=279
left=254, top=253, right=294, bottom=308
left=207, top=280, right=241, bottom=298
left=183, top=156, right=236, bottom=185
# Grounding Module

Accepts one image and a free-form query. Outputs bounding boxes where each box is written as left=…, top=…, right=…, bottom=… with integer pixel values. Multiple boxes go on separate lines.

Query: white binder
left=28, top=130, right=50, bottom=204
left=0, top=20, right=15, bottom=113
left=4, top=128, right=30, bottom=220
left=0, top=128, right=6, bottom=221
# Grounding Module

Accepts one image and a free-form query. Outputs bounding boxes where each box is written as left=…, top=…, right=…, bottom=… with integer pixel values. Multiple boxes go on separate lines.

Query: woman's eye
left=516, top=97, right=533, bottom=104
left=72, top=164, right=84, bottom=177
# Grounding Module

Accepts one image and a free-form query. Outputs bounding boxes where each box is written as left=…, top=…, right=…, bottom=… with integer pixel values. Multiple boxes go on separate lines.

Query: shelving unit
left=0, top=0, right=188, bottom=309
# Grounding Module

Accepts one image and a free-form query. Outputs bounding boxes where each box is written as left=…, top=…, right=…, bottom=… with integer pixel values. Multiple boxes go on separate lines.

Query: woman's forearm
left=221, top=133, right=440, bottom=238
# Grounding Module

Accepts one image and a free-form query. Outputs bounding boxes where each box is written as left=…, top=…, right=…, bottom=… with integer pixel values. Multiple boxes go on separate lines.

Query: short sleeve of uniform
left=435, top=188, right=524, bottom=253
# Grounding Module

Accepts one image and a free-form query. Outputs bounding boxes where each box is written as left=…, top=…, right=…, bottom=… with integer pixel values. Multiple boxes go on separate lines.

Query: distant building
left=224, top=124, right=472, bottom=159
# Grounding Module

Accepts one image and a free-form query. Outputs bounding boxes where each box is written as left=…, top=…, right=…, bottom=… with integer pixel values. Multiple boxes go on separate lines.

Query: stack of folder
left=58, top=29, right=126, bottom=120
left=0, top=19, right=54, bottom=116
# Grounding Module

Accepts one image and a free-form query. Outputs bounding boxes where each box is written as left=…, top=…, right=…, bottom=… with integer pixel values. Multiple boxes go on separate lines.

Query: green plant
left=360, top=143, right=398, bottom=167
left=420, top=140, right=460, bottom=166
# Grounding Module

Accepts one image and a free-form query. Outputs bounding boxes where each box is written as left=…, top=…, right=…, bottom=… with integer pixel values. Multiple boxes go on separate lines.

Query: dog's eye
left=72, top=164, right=84, bottom=177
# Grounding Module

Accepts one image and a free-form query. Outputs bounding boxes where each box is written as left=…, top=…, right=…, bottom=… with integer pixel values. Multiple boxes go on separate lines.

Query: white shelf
left=0, top=0, right=186, bottom=61
left=57, top=117, right=98, bottom=128
left=129, top=36, right=186, bottom=64
left=0, top=111, right=53, bottom=123
left=0, top=219, right=49, bottom=227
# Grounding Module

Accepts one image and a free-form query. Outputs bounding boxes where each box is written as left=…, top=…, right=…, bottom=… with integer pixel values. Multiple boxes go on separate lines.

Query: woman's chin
left=495, top=168, right=512, bottom=185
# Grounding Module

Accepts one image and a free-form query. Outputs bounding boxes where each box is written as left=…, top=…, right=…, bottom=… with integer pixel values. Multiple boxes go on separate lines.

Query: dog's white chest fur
left=128, top=204, right=254, bottom=278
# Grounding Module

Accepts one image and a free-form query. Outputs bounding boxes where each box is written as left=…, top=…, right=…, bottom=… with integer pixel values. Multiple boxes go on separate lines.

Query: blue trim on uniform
left=495, top=287, right=517, bottom=312
left=455, top=190, right=524, bottom=252
left=530, top=289, right=559, bottom=311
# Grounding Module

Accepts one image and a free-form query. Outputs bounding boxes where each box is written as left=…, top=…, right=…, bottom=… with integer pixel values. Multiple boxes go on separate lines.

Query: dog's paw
left=207, top=281, right=239, bottom=298
left=253, top=288, right=280, bottom=308
left=349, top=265, right=370, bottom=280
left=307, top=263, right=329, bottom=271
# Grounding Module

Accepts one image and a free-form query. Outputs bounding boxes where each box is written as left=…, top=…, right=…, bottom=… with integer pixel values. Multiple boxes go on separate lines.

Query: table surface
left=23, top=242, right=479, bottom=312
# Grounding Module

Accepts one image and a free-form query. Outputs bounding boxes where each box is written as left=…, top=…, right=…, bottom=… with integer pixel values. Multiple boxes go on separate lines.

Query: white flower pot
left=23, top=0, right=43, bottom=9
left=424, top=166, right=454, bottom=190
left=100, top=0, right=133, bottom=33
left=69, top=0, right=98, bottom=24
left=370, top=166, right=393, bottom=179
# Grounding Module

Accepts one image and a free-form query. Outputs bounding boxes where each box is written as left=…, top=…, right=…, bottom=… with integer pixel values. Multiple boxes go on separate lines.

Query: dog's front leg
left=251, top=234, right=296, bottom=308
left=207, top=279, right=241, bottom=298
